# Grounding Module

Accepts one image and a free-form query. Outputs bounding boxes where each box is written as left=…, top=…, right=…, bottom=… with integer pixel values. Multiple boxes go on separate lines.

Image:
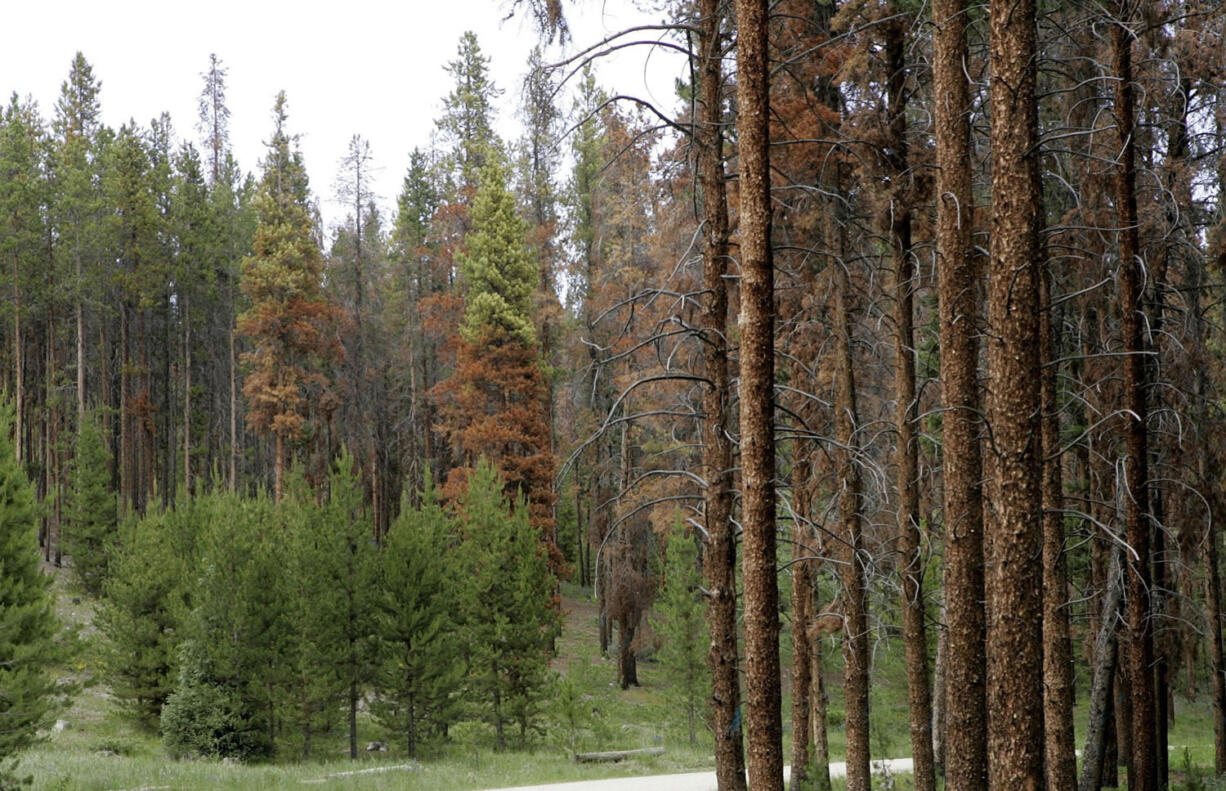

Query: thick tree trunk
left=811, top=642, right=831, bottom=791
left=1111, top=13, right=1157, bottom=791
left=985, top=0, right=1045, bottom=789
left=1209, top=502, right=1226, bottom=774
left=933, top=1, right=987, bottom=788
left=1041, top=265, right=1077, bottom=790
left=732, top=0, right=782, bottom=787
left=696, top=3, right=746, bottom=786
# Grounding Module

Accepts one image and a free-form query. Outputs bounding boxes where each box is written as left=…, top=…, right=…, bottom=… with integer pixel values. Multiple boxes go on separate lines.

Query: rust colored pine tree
left=238, top=93, right=339, bottom=502
left=435, top=152, right=560, bottom=574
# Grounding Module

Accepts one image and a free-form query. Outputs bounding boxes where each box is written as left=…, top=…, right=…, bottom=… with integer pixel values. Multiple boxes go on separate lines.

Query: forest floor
left=19, top=566, right=1222, bottom=790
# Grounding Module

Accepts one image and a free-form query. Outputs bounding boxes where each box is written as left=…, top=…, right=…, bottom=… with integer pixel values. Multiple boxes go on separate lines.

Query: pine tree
left=0, top=401, right=68, bottom=779
left=453, top=459, right=559, bottom=751
left=437, top=31, right=501, bottom=191
left=650, top=514, right=710, bottom=747
left=99, top=506, right=191, bottom=728
left=372, top=474, right=461, bottom=758
left=63, top=410, right=116, bottom=595
left=436, top=153, right=559, bottom=572
left=239, top=92, right=338, bottom=502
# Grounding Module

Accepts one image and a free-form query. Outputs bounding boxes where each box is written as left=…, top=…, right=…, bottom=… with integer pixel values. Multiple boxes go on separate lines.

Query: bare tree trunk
left=1111, top=11, right=1157, bottom=790
left=791, top=459, right=812, bottom=789
left=229, top=320, right=238, bottom=492
left=933, top=1, right=987, bottom=788
left=985, top=0, right=1045, bottom=788
left=885, top=14, right=934, bottom=785
left=1041, top=263, right=1077, bottom=790
left=1080, top=551, right=1124, bottom=791
left=696, top=3, right=746, bottom=785
left=811, top=640, right=831, bottom=791
left=833, top=258, right=869, bottom=791
left=732, top=0, right=782, bottom=786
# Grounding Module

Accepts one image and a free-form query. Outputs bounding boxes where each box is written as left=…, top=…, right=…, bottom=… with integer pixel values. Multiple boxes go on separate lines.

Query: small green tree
left=63, top=411, right=116, bottom=595
left=372, top=474, right=462, bottom=758
left=98, top=507, right=190, bottom=729
left=650, top=513, right=710, bottom=746
left=0, top=401, right=69, bottom=781
left=454, top=459, right=559, bottom=750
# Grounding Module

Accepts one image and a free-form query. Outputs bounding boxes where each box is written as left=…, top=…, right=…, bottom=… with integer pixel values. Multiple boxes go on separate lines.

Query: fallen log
left=573, top=747, right=665, bottom=763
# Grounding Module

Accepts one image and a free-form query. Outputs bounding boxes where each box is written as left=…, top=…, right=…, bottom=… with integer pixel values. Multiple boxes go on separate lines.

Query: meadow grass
left=20, top=572, right=1224, bottom=789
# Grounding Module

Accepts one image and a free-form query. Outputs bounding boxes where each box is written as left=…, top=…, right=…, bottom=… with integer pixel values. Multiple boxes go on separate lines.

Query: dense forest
left=2, top=0, right=1226, bottom=790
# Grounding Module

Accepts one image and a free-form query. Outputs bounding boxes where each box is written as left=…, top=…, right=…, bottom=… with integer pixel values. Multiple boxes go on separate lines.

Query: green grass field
left=19, top=571, right=1224, bottom=790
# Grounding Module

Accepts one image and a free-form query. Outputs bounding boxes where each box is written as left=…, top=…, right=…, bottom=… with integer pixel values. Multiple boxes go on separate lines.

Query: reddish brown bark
left=933, top=1, right=987, bottom=788
left=985, top=0, right=1045, bottom=788
left=1112, top=11, right=1157, bottom=791
left=696, top=2, right=745, bottom=786
left=732, top=0, right=782, bottom=787
left=1040, top=264, right=1077, bottom=791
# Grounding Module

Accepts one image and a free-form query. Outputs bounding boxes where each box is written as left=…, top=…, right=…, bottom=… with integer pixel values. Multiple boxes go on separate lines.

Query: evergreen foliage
left=650, top=513, right=711, bottom=746
left=63, top=411, right=115, bottom=595
left=98, top=506, right=192, bottom=728
left=453, top=459, right=559, bottom=750
left=372, top=473, right=461, bottom=758
left=0, top=402, right=69, bottom=780
left=458, top=155, right=537, bottom=347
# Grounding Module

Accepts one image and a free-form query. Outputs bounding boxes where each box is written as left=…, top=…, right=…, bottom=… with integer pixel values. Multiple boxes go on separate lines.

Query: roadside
left=477, top=758, right=915, bottom=791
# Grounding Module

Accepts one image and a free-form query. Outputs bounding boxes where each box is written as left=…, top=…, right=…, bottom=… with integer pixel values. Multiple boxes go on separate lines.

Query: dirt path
left=476, top=758, right=914, bottom=791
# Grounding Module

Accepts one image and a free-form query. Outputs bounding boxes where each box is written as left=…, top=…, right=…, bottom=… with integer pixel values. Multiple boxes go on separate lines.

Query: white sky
left=0, top=0, right=685, bottom=232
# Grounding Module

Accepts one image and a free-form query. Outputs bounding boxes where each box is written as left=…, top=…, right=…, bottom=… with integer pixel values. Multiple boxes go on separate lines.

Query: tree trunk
left=1080, top=551, right=1124, bottom=791
left=229, top=321, right=238, bottom=492
left=833, top=257, right=870, bottom=791
left=1041, top=262, right=1077, bottom=790
left=732, top=0, right=781, bottom=786
left=184, top=294, right=192, bottom=497
left=933, top=0, right=987, bottom=788
left=791, top=459, right=812, bottom=789
left=12, top=252, right=22, bottom=463
left=696, top=2, right=746, bottom=787
left=811, top=641, right=831, bottom=791
left=885, top=14, right=934, bottom=784
left=985, top=0, right=1045, bottom=788
left=1111, top=11, right=1157, bottom=790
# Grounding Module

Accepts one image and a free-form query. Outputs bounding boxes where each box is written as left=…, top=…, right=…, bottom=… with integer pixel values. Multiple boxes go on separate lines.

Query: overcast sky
left=1, top=0, right=685, bottom=231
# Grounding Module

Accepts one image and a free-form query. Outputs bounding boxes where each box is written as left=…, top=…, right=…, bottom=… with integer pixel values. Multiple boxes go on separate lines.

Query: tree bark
left=732, top=0, right=782, bottom=786
left=791, top=458, right=812, bottom=789
left=885, top=14, right=934, bottom=788
left=1041, top=263, right=1077, bottom=790
left=985, top=0, right=1045, bottom=788
left=833, top=257, right=869, bottom=791
left=1111, top=11, right=1157, bottom=791
left=1079, top=551, right=1124, bottom=791
left=933, top=1, right=988, bottom=788
left=696, top=2, right=746, bottom=786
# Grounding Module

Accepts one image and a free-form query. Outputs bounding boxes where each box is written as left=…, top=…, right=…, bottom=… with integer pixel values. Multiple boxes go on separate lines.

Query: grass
left=21, top=570, right=1225, bottom=789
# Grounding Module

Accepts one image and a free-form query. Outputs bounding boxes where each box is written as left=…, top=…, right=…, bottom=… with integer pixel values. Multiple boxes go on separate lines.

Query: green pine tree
left=437, top=31, right=501, bottom=190
left=458, top=152, right=538, bottom=347
left=372, top=473, right=462, bottom=758
left=454, top=459, right=559, bottom=751
left=0, top=401, right=70, bottom=780
left=63, top=410, right=116, bottom=595
left=98, top=505, right=193, bottom=728
left=650, top=513, right=711, bottom=746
